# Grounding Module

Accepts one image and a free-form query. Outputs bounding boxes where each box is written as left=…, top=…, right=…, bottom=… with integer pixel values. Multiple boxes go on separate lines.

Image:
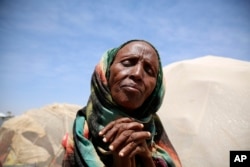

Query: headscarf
left=63, top=40, right=178, bottom=167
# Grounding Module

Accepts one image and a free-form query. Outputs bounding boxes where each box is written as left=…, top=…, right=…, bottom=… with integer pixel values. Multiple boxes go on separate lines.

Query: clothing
left=62, top=40, right=178, bottom=167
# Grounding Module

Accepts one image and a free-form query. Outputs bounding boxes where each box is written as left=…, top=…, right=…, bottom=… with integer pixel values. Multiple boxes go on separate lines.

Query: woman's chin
left=117, top=99, right=142, bottom=112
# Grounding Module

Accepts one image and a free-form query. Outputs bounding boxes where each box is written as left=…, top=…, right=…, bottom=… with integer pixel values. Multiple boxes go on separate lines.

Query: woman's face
left=109, top=41, right=159, bottom=111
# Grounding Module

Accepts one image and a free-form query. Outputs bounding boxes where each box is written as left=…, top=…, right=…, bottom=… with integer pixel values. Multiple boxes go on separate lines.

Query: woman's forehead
left=116, top=41, right=158, bottom=59
left=120, top=41, right=156, bottom=51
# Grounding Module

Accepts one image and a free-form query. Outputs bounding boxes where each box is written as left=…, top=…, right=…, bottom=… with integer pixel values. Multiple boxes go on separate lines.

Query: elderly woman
left=62, top=40, right=181, bottom=167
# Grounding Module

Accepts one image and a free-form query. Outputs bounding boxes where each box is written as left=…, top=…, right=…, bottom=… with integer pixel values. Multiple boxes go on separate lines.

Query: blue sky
left=0, top=0, right=249, bottom=115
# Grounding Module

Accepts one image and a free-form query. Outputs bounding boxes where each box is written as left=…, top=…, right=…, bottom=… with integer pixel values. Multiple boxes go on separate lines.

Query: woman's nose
left=130, top=64, right=143, bottom=80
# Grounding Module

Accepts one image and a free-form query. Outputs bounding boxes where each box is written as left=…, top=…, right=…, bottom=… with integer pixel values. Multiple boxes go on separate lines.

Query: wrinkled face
left=108, top=41, right=159, bottom=111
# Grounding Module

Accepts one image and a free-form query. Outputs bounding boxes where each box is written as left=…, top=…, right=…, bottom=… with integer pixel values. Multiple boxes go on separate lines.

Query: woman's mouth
left=121, top=84, right=142, bottom=94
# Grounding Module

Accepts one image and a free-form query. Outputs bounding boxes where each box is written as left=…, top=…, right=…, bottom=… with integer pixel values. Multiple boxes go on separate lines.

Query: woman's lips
left=121, top=84, right=142, bottom=94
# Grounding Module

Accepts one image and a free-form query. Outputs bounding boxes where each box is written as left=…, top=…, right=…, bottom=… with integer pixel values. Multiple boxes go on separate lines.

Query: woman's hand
left=99, top=118, right=156, bottom=167
left=99, top=118, right=150, bottom=156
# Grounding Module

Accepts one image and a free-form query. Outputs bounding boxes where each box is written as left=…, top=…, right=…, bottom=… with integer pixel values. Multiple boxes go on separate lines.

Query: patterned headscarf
left=65, top=40, right=178, bottom=167
left=86, top=39, right=165, bottom=124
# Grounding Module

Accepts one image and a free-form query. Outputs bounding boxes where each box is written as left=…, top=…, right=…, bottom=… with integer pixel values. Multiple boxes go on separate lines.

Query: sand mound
left=0, top=103, right=81, bottom=167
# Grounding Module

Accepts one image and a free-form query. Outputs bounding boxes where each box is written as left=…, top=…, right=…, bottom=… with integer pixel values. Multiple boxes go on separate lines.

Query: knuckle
left=121, top=124, right=127, bottom=130
left=114, top=123, right=120, bottom=129
left=122, top=130, right=132, bottom=137
left=131, top=141, right=137, bottom=147
left=130, top=133, right=136, bottom=140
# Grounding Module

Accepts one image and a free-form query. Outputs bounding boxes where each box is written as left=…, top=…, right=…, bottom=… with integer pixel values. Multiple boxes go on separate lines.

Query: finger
left=126, top=131, right=151, bottom=143
left=99, top=117, right=132, bottom=136
left=118, top=140, right=146, bottom=158
left=128, top=145, right=147, bottom=158
left=120, top=140, right=150, bottom=158
left=119, top=140, right=139, bottom=157
left=110, top=131, right=151, bottom=153
left=109, top=129, right=134, bottom=151
left=103, top=123, right=123, bottom=143
left=128, top=141, right=151, bottom=158
left=104, top=122, right=144, bottom=143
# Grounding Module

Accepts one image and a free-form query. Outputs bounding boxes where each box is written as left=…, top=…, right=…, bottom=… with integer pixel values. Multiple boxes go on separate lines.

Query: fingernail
left=148, top=132, right=151, bottom=137
left=119, top=152, right=124, bottom=157
left=141, top=124, right=144, bottom=128
left=99, top=131, right=103, bottom=136
left=103, top=137, right=107, bottom=142
left=109, top=145, right=113, bottom=151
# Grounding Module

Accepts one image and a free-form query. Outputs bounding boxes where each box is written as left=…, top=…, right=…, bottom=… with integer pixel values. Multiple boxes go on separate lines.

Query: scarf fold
left=73, top=111, right=104, bottom=166
left=72, top=40, right=176, bottom=167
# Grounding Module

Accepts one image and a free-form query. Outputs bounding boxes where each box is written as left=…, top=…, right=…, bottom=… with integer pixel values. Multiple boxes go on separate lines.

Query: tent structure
left=158, top=56, right=250, bottom=167
left=0, top=104, right=81, bottom=167
left=0, top=56, right=249, bottom=167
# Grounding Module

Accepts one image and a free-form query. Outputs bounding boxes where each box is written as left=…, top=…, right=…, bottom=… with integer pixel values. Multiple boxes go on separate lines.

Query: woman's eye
left=121, top=59, right=136, bottom=67
left=144, top=64, right=155, bottom=76
left=121, top=60, right=131, bottom=66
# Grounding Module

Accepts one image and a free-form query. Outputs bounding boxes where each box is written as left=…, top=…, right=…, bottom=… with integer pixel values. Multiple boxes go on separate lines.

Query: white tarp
left=158, top=56, right=250, bottom=167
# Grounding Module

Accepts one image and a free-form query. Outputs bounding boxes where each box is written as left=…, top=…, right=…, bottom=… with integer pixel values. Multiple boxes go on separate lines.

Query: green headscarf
left=89, top=39, right=165, bottom=121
